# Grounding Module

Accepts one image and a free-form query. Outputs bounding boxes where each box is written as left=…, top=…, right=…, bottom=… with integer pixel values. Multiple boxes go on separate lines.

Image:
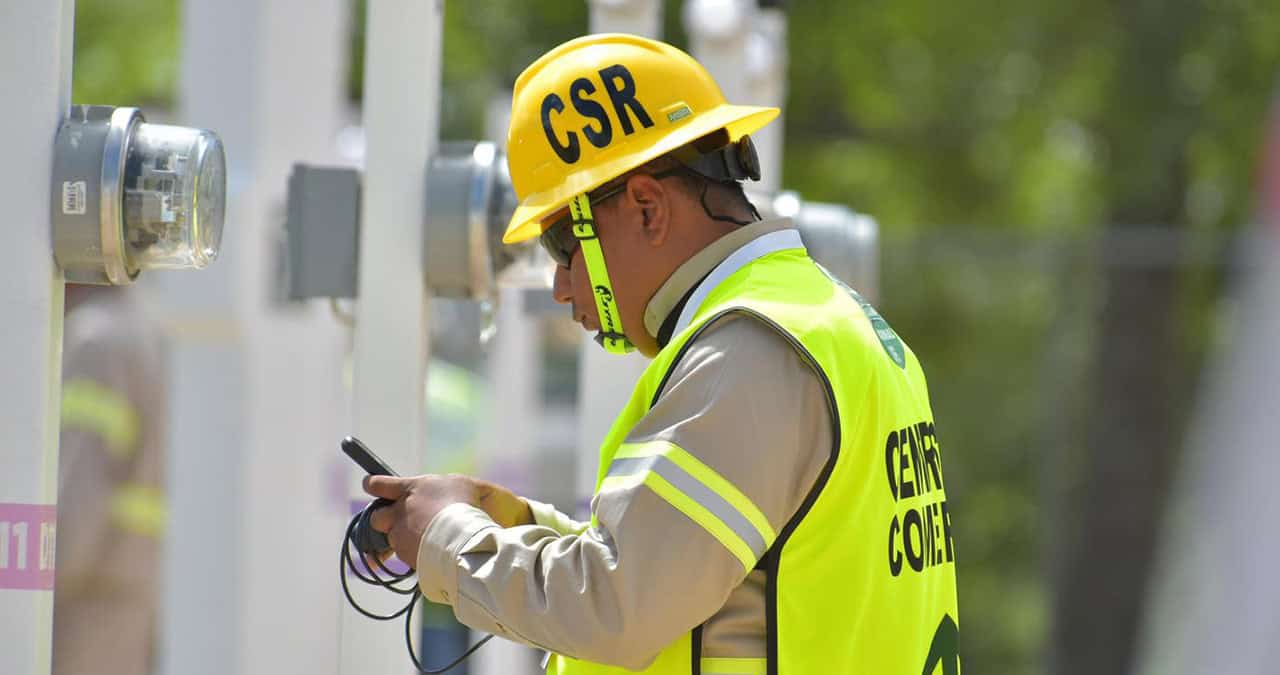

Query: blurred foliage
left=73, top=0, right=1280, bottom=673
left=73, top=0, right=178, bottom=107
left=419, top=4, right=1280, bottom=673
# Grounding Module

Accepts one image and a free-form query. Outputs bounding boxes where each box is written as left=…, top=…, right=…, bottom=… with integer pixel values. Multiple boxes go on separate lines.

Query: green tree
left=73, top=0, right=178, bottom=107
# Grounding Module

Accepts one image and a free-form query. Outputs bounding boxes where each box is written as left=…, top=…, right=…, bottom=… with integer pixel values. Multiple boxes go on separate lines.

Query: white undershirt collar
left=671, top=228, right=806, bottom=337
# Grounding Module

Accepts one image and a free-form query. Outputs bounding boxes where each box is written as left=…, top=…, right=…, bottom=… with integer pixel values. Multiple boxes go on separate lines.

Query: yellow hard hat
left=502, top=33, right=779, bottom=244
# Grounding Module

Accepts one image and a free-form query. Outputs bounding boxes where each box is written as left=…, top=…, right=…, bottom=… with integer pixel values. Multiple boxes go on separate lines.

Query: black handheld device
left=337, top=434, right=494, bottom=672
left=342, top=436, right=399, bottom=477
left=342, top=436, right=396, bottom=554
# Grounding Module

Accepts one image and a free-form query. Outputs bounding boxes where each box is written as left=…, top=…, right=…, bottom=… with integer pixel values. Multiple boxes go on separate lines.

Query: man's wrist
left=515, top=497, right=536, bottom=526
left=523, top=498, right=589, bottom=535
left=416, top=503, right=497, bottom=604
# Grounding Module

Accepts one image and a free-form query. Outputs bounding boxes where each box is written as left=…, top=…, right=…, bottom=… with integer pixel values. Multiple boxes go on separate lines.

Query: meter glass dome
left=122, top=123, right=226, bottom=270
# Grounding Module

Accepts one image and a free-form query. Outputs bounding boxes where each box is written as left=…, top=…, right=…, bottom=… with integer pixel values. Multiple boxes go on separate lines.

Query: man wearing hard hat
left=367, top=34, right=959, bottom=674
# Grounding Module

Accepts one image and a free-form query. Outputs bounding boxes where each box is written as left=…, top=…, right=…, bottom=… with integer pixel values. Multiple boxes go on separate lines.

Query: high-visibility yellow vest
left=549, top=242, right=960, bottom=674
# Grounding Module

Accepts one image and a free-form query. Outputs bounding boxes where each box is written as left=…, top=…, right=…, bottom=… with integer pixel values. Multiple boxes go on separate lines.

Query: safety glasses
left=538, top=182, right=627, bottom=268
left=538, top=168, right=685, bottom=268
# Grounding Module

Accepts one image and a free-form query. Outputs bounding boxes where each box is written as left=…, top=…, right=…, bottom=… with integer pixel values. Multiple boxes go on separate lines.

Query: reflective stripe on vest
left=61, top=378, right=140, bottom=459
left=110, top=484, right=167, bottom=538
left=551, top=235, right=959, bottom=674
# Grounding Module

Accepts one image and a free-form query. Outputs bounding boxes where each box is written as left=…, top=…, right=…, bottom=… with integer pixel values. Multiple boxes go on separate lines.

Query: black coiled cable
left=340, top=508, right=493, bottom=673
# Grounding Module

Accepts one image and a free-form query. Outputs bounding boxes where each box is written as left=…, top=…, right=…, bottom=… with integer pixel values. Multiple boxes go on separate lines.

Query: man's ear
left=626, top=174, right=671, bottom=247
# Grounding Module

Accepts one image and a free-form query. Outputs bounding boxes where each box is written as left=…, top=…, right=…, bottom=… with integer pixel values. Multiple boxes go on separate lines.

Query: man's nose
left=552, top=264, right=573, bottom=305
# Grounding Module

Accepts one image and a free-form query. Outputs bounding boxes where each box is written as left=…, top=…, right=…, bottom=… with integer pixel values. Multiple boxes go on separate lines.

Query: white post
left=589, top=0, right=663, bottom=38
left=746, top=5, right=786, bottom=194
left=474, top=93, right=544, bottom=675
left=683, top=0, right=754, bottom=105
left=1133, top=231, right=1280, bottom=675
left=576, top=0, right=663, bottom=520
left=472, top=288, right=545, bottom=675
left=160, top=2, right=351, bottom=674
left=0, top=2, right=73, bottom=674
left=341, top=1, right=441, bottom=673
left=688, top=0, right=790, bottom=193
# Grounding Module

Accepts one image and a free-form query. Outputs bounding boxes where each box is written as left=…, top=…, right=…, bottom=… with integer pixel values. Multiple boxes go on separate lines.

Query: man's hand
left=363, top=474, right=533, bottom=568
left=474, top=478, right=535, bottom=529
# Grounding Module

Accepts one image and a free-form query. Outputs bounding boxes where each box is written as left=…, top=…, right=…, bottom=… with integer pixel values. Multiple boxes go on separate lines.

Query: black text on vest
left=540, top=64, right=655, bottom=164
left=884, top=421, right=955, bottom=576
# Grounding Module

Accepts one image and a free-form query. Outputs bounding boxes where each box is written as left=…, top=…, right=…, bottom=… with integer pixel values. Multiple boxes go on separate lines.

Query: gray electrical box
left=283, top=165, right=360, bottom=299
left=282, top=143, right=527, bottom=304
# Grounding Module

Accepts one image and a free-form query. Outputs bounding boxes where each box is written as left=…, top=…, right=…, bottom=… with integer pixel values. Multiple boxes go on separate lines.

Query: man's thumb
left=362, top=474, right=409, bottom=500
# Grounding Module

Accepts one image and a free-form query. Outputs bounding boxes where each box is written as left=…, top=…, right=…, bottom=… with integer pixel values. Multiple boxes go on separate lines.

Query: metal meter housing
left=51, top=105, right=227, bottom=285
left=423, top=141, right=519, bottom=299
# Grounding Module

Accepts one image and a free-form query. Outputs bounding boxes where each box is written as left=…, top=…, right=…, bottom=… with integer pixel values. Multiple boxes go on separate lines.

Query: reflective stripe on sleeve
left=701, top=657, right=766, bottom=674
left=61, top=378, right=140, bottom=460
left=600, top=441, right=776, bottom=572
left=110, top=484, right=167, bottom=538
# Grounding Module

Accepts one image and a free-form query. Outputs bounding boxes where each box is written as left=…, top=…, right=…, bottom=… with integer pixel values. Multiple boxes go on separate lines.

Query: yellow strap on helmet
left=569, top=193, right=635, bottom=355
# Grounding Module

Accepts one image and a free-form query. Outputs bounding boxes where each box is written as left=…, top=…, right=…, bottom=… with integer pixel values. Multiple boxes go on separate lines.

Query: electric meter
left=52, top=105, right=227, bottom=285
left=423, top=141, right=543, bottom=298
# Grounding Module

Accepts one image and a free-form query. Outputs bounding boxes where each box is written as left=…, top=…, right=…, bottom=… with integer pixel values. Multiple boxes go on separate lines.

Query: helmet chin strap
left=569, top=193, right=636, bottom=355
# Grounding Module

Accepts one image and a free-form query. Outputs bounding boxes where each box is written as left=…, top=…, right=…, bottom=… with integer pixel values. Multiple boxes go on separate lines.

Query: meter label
left=61, top=180, right=87, bottom=216
left=0, top=503, right=57, bottom=590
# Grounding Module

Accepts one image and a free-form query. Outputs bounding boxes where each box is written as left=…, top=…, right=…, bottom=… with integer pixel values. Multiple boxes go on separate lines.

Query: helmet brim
left=502, top=103, right=780, bottom=244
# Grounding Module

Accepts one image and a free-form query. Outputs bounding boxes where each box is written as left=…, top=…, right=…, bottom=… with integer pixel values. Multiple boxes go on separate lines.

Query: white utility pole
left=576, top=0, right=664, bottom=520
left=475, top=93, right=545, bottom=675
left=1134, top=229, right=1280, bottom=675
left=474, top=289, right=544, bottom=675
left=683, top=0, right=754, bottom=105
left=0, top=3, right=73, bottom=674
left=747, top=3, right=787, bottom=193
left=589, top=0, right=663, bottom=38
left=160, top=2, right=351, bottom=674
left=687, top=0, right=791, bottom=191
left=341, top=1, right=442, bottom=673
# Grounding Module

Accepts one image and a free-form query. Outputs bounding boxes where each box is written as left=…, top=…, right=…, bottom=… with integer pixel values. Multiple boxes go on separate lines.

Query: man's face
left=545, top=173, right=688, bottom=358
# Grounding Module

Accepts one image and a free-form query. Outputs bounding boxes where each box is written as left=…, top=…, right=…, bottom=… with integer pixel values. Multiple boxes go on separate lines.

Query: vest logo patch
left=815, top=263, right=906, bottom=369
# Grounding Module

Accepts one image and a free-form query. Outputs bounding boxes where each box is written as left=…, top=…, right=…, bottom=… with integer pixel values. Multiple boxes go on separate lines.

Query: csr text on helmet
left=541, top=64, right=655, bottom=164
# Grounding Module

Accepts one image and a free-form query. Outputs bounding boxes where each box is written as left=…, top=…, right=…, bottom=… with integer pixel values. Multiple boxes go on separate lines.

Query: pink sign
left=0, top=503, right=57, bottom=590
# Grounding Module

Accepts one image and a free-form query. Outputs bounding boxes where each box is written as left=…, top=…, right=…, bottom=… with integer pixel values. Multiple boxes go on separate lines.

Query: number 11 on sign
left=0, top=521, right=31, bottom=570
left=14, top=522, right=28, bottom=569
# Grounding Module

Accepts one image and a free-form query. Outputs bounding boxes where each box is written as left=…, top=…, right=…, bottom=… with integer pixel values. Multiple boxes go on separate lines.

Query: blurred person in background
left=364, top=34, right=959, bottom=674
left=53, top=285, right=168, bottom=675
